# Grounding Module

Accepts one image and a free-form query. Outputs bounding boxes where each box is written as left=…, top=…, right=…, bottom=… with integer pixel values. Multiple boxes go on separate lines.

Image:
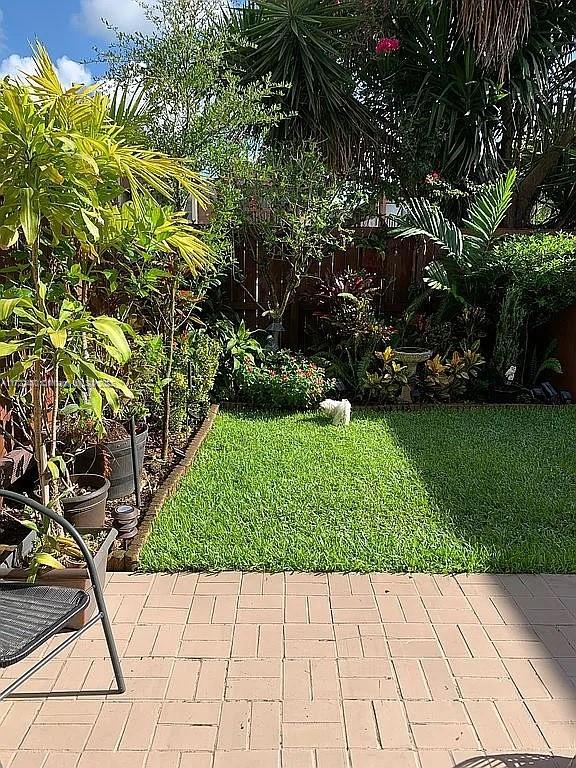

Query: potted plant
left=72, top=334, right=167, bottom=499
left=0, top=508, right=37, bottom=571
left=59, top=473, right=111, bottom=530
left=0, top=44, right=211, bottom=510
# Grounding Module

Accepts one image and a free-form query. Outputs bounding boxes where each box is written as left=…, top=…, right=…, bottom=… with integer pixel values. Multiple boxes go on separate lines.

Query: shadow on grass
left=363, top=407, right=576, bottom=572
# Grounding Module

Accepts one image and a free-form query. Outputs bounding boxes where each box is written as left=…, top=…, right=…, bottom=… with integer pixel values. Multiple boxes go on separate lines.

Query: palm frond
left=463, top=168, right=517, bottom=263
left=395, top=199, right=464, bottom=260
left=456, top=0, right=531, bottom=69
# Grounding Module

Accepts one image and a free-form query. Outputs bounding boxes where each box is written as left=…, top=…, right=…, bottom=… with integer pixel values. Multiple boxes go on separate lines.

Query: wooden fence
left=224, top=232, right=439, bottom=348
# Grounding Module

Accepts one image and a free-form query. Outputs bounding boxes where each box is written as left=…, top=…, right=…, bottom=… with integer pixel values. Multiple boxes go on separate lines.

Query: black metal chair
left=0, top=489, right=125, bottom=700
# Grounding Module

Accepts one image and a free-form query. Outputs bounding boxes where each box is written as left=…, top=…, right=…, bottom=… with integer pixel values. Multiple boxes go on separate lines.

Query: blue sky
left=0, top=1, right=154, bottom=85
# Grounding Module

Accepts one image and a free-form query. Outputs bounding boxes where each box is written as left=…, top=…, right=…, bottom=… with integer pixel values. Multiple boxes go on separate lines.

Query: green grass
left=139, top=407, right=576, bottom=573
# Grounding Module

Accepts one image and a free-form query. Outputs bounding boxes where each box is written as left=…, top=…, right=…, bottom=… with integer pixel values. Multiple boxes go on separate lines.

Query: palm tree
left=455, top=0, right=531, bottom=69
left=231, top=0, right=381, bottom=171
left=396, top=169, right=517, bottom=305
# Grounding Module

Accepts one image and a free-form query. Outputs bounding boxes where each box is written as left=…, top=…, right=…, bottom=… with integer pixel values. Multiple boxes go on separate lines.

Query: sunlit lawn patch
left=140, top=407, right=576, bottom=573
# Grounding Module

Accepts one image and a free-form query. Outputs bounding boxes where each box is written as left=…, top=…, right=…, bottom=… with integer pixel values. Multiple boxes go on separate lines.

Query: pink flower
left=375, top=37, right=400, bottom=55
left=425, top=171, right=441, bottom=184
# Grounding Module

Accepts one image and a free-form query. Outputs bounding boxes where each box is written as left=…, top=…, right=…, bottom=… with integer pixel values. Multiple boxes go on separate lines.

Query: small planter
left=104, top=424, right=148, bottom=500
left=0, top=524, right=37, bottom=572
left=3, top=527, right=117, bottom=629
left=62, top=474, right=110, bottom=529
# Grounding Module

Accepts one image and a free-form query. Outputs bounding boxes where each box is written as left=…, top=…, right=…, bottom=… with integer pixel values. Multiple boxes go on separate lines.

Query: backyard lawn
left=140, top=408, right=576, bottom=573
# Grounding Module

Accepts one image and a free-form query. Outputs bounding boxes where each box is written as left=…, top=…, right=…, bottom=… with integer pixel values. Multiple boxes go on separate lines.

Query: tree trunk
left=506, top=124, right=575, bottom=227
left=161, top=279, right=177, bottom=460
left=30, top=240, right=49, bottom=506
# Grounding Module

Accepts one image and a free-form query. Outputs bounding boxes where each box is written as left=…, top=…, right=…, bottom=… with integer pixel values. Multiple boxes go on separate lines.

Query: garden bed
left=139, top=406, right=576, bottom=573
left=110, top=404, right=219, bottom=570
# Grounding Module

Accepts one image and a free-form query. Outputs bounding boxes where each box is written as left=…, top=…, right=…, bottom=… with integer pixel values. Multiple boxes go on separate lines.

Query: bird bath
left=395, top=347, right=432, bottom=403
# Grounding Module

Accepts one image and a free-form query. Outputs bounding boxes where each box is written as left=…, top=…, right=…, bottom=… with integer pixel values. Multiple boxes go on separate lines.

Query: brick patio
left=1, top=572, right=576, bottom=767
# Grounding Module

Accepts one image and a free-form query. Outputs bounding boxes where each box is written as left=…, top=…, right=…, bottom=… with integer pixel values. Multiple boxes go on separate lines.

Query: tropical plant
left=396, top=169, right=517, bottom=306
left=314, top=269, right=389, bottom=339
left=0, top=292, right=133, bottom=491
left=15, top=514, right=105, bottom=578
left=361, top=346, right=411, bottom=403
left=210, top=319, right=264, bottom=400
left=421, top=344, right=485, bottom=401
left=360, top=0, right=576, bottom=224
left=455, top=0, right=531, bottom=70
left=0, top=44, right=212, bottom=505
left=231, top=0, right=379, bottom=170
left=314, top=338, right=380, bottom=397
left=528, top=340, right=563, bottom=386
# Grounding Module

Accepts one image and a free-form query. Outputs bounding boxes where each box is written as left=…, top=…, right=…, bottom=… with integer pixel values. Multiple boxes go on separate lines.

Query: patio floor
left=1, top=572, right=576, bottom=768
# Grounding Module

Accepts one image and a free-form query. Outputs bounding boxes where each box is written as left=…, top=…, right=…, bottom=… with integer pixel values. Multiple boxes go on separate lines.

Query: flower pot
left=62, top=474, right=110, bottom=530
left=104, top=425, right=148, bottom=501
left=2, top=527, right=117, bottom=629
left=74, top=423, right=148, bottom=501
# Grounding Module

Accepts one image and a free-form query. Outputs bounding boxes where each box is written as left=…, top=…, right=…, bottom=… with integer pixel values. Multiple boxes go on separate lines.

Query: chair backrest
left=0, top=489, right=102, bottom=589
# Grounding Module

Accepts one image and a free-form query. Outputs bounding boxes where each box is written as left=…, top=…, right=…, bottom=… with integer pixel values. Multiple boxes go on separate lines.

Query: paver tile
left=3, top=572, right=576, bottom=768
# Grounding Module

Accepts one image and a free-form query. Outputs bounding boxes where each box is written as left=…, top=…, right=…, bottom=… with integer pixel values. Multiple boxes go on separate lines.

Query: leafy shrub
left=421, top=345, right=485, bottom=401
left=315, top=268, right=391, bottom=339
left=399, top=307, right=488, bottom=359
left=124, top=334, right=167, bottom=422
left=235, top=351, right=335, bottom=409
left=486, top=233, right=576, bottom=375
left=170, top=332, right=222, bottom=434
left=487, top=232, right=576, bottom=310
left=361, top=347, right=411, bottom=403
left=189, top=335, right=222, bottom=405
left=311, top=269, right=396, bottom=398
left=169, top=370, right=189, bottom=436
left=210, top=319, right=264, bottom=399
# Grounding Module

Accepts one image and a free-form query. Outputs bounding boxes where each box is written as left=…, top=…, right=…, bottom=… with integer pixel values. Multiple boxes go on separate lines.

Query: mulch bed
left=108, top=404, right=219, bottom=571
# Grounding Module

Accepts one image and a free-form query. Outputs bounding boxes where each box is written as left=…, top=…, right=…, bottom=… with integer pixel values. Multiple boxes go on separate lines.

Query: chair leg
left=100, top=608, right=126, bottom=694
left=0, top=614, right=103, bottom=701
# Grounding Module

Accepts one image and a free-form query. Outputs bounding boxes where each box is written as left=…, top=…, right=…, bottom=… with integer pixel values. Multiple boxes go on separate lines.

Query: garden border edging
left=220, top=401, right=573, bottom=412
left=108, top=404, right=219, bottom=571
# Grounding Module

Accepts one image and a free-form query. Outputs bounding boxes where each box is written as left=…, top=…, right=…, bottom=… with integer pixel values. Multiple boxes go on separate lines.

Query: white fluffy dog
left=319, top=398, right=351, bottom=426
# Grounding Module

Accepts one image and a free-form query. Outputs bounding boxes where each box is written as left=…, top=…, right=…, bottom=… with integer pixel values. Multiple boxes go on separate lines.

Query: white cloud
left=74, top=0, right=155, bottom=40
left=0, top=54, right=93, bottom=88
left=55, top=57, right=94, bottom=87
